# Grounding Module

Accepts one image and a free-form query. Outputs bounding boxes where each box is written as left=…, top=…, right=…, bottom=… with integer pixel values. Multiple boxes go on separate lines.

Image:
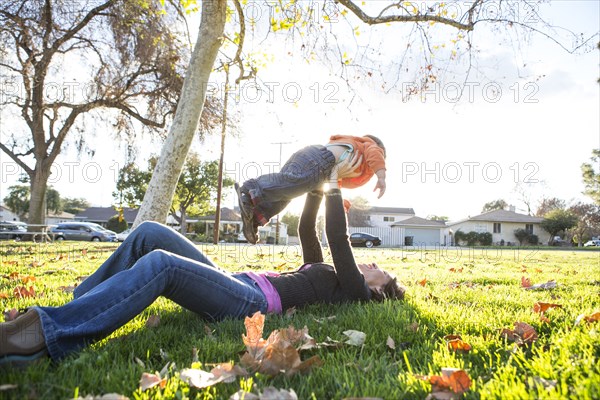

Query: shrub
left=527, top=234, right=539, bottom=245
left=454, top=230, right=492, bottom=246
left=478, top=232, right=493, bottom=246
left=514, top=229, right=530, bottom=245
left=106, top=215, right=128, bottom=233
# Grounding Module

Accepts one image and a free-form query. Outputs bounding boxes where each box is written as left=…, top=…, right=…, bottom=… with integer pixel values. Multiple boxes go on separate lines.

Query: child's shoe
left=235, top=183, right=258, bottom=244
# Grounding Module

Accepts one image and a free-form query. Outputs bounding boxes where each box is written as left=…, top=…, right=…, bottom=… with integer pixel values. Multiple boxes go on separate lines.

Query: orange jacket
left=328, top=135, right=386, bottom=189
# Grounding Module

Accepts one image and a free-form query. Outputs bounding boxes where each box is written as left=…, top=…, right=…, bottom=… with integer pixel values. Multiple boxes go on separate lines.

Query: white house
left=392, top=217, right=448, bottom=246
left=364, top=207, right=415, bottom=228
left=446, top=209, right=550, bottom=245
left=349, top=207, right=446, bottom=247
left=46, top=211, right=75, bottom=225
left=0, top=204, right=21, bottom=222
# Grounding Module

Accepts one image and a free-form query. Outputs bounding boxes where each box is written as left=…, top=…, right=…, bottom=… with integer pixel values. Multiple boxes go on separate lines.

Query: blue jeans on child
left=33, top=221, right=268, bottom=361
left=242, top=145, right=335, bottom=225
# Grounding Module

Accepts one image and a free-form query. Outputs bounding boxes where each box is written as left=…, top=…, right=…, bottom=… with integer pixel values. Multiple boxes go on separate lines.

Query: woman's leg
left=74, top=221, right=218, bottom=298
left=35, top=249, right=267, bottom=361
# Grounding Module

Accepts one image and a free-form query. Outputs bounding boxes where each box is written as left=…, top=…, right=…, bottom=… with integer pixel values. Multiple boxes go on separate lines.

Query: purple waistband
left=244, top=271, right=282, bottom=314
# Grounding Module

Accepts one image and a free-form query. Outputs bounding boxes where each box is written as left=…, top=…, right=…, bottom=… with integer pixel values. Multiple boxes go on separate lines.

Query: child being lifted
left=235, top=134, right=387, bottom=244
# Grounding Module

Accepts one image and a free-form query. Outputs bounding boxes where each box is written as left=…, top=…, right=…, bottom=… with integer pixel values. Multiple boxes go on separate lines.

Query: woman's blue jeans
left=242, top=145, right=335, bottom=224
left=33, top=221, right=268, bottom=361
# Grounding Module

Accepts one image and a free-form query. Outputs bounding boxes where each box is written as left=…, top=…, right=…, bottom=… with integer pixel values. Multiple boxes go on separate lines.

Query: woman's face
left=357, top=263, right=392, bottom=291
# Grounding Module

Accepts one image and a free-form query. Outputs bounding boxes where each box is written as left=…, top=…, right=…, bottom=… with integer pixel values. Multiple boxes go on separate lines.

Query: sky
left=1, top=1, right=599, bottom=222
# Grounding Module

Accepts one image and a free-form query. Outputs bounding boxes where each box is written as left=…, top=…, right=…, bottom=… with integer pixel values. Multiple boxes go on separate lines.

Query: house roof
left=48, top=211, right=75, bottom=219
left=447, top=209, right=543, bottom=225
left=197, top=208, right=242, bottom=222
left=75, top=207, right=139, bottom=223
left=367, top=206, right=415, bottom=215
left=392, top=216, right=446, bottom=228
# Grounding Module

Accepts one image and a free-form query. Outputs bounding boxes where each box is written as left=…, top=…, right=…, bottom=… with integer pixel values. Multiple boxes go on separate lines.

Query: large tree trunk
left=133, top=0, right=227, bottom=227
left=28, top=164, right=50, bottom=226
left=180, top=206, right=188, bottom=235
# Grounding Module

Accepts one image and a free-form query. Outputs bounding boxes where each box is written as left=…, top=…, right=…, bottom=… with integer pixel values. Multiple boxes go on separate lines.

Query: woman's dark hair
left=370, top=277, right=405, bottom=302
left=364, top=135, right=386, bottom=158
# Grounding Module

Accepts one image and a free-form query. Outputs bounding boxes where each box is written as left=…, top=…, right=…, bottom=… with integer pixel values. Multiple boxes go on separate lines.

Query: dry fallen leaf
left=386, top=336, right=396, bottom=350
left=243, top=311, right=266, bottom=350
left=146, top=314, right=161, bottom=328
left=231, top=387, right=299, bottom=400
left=59, top=285, right=77, bottom=293
left=533, top=302, right=562, bottom=314
left=524, top=280, right=558, bottom=291
left=575, top=311, right=600, bottom=325
left=530, top=376, right=557, bottom=390
left=584, top=312, right=600, bottom=323
left=408, top=322, right=419, bottom=332
left=521, top=276, right=532, bottom=288
left=443, top=335, right=472, bottom=353
left=417, top=278, right=428, bottom=287
left=179, top=369, right=220, bottom=389
left=139, top=372, right=166, bottom=391
left=240, top=312, right=323, bottom=377
left=13, top=286, right=35, bottom=299
left=180, top=363, right=247, bottom=389
left=501, top=322, right=538, bottom=346
left=422, top=368, right=472, bottom=399
left=71, top=394, right=129, bottom=400
left=343, top=330, right=366, bottom=346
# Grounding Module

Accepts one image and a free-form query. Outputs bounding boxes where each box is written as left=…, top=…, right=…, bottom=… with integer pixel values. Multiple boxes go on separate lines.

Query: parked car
left=584, top=239, right=600, bottom=247
left=0, top=221, right=27, bottom=241
left=349, top=232, right=382, bottom=248
left=237, top=232, right=248, bottom=243
left=116, top=228, right=132, bottom=242
left=51, top=222, right=117, bottom=242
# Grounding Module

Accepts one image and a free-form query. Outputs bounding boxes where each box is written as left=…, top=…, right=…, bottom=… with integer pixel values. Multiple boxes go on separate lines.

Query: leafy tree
left=171, top=154, right=235, bottom=234
left=62, top=198, right=91, bottom=215
left=347, top=196, right=371, bottom=227
left=482, top=199, right=508, bottom=213
left=541, top=209, right=578, bottom=245
left=0, top=0, right=222, bottom=225
left=3, top=185, right=30, bottom=220
left=113, top=153, right=231, bottom=234
left=46, top=188, right=62, bottom=214
left=281, top=213, right=300, bottom=236
left=568, top=202, right=600, bottom=247
left=581, top=149, right=600, bottom=205
left=3, top=185, right=61, bottom=219
left=536, top=197, right=566, bottom=217
left=113, top=160, right=155, bottom=208
left=135, top=0, right=593, bottom=226
left=428, top=215, right=449, bottom=222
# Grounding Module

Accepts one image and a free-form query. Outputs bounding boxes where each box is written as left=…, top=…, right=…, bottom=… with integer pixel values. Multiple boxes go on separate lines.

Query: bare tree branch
left=336, top=0, right=476, bottom=31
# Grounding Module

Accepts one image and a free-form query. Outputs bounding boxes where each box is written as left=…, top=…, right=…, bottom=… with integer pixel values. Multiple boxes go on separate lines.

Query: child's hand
left=374, top=177, right=386, bottom=198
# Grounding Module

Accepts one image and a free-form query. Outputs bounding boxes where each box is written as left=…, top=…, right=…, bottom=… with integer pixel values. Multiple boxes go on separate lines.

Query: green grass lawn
left=1, top=242, right=599, bottom=399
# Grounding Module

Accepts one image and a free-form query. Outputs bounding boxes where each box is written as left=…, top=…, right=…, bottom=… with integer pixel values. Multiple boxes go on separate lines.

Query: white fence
left=349, top=227, right=403, bottom=247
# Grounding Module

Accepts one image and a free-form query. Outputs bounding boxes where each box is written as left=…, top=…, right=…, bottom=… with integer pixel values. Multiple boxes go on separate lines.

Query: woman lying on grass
left=0, top=156, right=404, bottom=367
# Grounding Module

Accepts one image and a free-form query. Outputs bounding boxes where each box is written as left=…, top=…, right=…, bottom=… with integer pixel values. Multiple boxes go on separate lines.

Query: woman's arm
left=298, top=190, right=324, bottom=263
left=325, top=188, right=370, bottom=300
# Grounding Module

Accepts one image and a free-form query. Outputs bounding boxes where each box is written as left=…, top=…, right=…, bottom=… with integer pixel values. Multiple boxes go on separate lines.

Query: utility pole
left=271, top=141, right=291, bottom=245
